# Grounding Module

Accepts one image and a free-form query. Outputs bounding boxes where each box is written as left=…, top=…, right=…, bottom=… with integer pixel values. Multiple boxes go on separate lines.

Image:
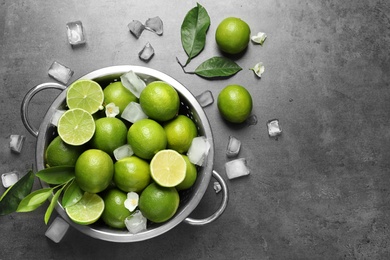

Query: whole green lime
left=90, top=117, right=128, bottom=156
left=114, top=156, right=151, bottom=193
left=215, top=17, right=251, bottom=54
left=176, top=155, right=197, bottom=191
left=75, top=149, right=114, bottom=193
left=101, top=188, right=131, bottom=229
left=217, top=85, right=253, bottom=123
left=163, top=115, right=198, bottom=154
left=138, top=182, right=180, bottom=223
left=127, top=118, right=167, bottom=160
left=104, top=81, right=138, bottom=114
left=45, top=136, right=84, bottom=167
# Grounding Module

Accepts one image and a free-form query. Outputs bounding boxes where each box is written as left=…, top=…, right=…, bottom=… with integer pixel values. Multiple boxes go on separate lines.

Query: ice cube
left=128, top=20, right=145, bottom=39
left=196, top=90, right=214, bottom=108
left=50, top=109, right=65, bottom=126
left=267, top=119, right=282, bottom=137
left=9, top=135, right=25, bottom=154
left=138, top=42, right=155, bottom=62
left=45, top=217, right=70, bottom=243
left=120, top=71, right=146, bottom=98
left=124, top=192, right=139, bottom=212
left=114, top=144, right=134, bottom=161
left=213, top=181, right=222, bottom=194
left=226, top=136, right=241, bottom=157
left=145, top=16, right=163, bottom=35
left=225, top=158, right=250, bottom=180
left=1, top=171, right=19, bottom=188
left=125, top=210, right=147, bottom=234
left=48, top=61, right=74, bottom=85
left=246, top=114, right=258, bottom=126
left=121, top=102, right=148, bottom=123
left=187, top=136, right=211, bottom=166
left=66, top=21, right=86, bottom=46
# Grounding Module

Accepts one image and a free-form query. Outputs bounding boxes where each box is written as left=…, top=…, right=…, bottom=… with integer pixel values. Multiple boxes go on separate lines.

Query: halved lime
left=150, top=149, right=186, bottom=187
left=65, top=192, right=105, bottom=225
left=66, top=79, right=104, bottom=114
left=58, top=108, right=95, bottom=146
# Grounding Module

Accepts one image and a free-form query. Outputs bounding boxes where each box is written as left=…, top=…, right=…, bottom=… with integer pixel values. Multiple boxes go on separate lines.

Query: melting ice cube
left=120, top=71, right=146, bottom=98
left=9, top=135, right=25, bottom=154
left=267, top=119, right=282, bottom=137
left=124, top=192, right=139, bottom=212
left=50, top=109, right=65, bottom=126
left=113, top=144, right=134, bottom=161
left=45, top=217, right=70, bottom=243
left=225, top=158, right=250, bottom=180
left=246, top=114, right=258, bottom=126
left=138, top=42, right=155, bottom=62
left=145, top=16, right=163, bottom=35
left=66, top=21, right=86, bottom=46
left=187, top=136, right=211, bottom=166
left=48, top=61, right=74, bottom=85
left=128, top=20, right=145, bottom=39
left=1, top=171, right=19, bottom=188
left=125, top=210, right=147, bottom=234
left=196, top=90, right=214, bottom=108
left=213, top=181, right=222, bottom=194
left=121, top=102, right=148, bottom=123
left=226, top=136, right=241, bottom=157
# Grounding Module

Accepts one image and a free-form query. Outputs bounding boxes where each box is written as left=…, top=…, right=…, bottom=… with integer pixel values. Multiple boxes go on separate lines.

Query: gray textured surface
left=1, top=0, right=390, bottom=259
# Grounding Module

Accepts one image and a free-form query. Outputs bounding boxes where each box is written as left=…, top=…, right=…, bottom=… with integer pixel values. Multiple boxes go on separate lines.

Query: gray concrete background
left=1, top=0, right=390, bottom=259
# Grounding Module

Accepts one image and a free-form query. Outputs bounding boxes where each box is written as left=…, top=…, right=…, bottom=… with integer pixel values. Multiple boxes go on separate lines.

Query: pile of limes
left=48, top=76, right=199, bottom=228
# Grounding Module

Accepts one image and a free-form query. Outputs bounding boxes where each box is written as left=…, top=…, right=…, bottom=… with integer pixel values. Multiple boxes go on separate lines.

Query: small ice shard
left=50, top=109, right=65, bottom=126
left=124, top=192, right=139, bottom=212
left=225, top=158, right=250, bottom=180
left=105, top=102, right=120, bottom=118
left=251, top=32, right=267, bottom=45
left=1, top=171, right=19, bottom=188
left=226, top=136, right=241, bottom=157
left=246, top=114, right=258, bottom=126
left=66, top=21, right=86, bottom=46
left=128, top=20, right=145, bottom=39
left=145, top=16, right=163, bottom=35
left=213, top=181, right=222, bottom=194
left=187, top=136, right=211, bottom=166
left=196, top=90, right=214, bottom=108
left=113, top=144, right=134, bottom=161
left=267, top=119, right=282, bottom=137
left=45, top=217, right=70, bottom=243
left=48, top=61, right=74, bottom=84
left=125, top=210, right=147, bottom=234
left=121, top=102, right=148, bottom=123
left=9, top=135, right=25, bottom=154
left=250, top=62, right=265, bottom=78
left=138, top=42, right=155, bottom=61
left=120, top=70, right=146, bottom=98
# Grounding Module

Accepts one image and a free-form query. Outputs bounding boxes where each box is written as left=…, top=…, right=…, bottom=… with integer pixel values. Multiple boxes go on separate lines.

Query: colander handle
left=21, top=82, right=67, bottom=137
left=184, top=170, right=228, bottom=226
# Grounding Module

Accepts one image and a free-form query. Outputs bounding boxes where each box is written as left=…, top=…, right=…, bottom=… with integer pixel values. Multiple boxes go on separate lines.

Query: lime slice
left=58, top=108, right=95, bottom=146
left=66, top=79, right=104, bottom=114
left=65, top=192, right=105, bottom=225
left=150, top=149, right=186, bottom=187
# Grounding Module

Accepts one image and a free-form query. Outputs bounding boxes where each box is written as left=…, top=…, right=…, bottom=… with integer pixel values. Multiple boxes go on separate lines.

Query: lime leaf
left=62, top=180, right=83, bottom=208
left=45, top=185, right=66, bottom=224
left=0, top=170, right=35, bottom=215
left=194, top=57, right=242, bottom=78
left=36, top=166, right=75, bottom=185
left=181, top=3, right=210, bottom=65
left=16, top=188, right=53, bottom=212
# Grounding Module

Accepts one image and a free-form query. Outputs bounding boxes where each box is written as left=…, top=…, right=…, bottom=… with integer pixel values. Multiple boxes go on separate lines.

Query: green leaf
left=36, top=166, right=75, bottom=185
left=181, top=3, right=210, bottom=65
left=16, top=188, right=53, bottom=212
left=0, top=170, right=35, bottom=215
left=45, top=185, right=66, bottom=224
left=62, top=180, right=83, bottom=208
left=194, top=56, right=242, bottom=78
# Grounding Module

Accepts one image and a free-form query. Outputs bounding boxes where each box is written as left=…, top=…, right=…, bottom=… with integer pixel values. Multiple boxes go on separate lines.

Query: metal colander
left=21, top=65, right=228, bottom=242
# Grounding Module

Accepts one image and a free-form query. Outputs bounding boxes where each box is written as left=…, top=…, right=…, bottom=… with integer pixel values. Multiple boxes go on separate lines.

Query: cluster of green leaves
left=179, top=3, right=242, bottom=78
left=0, top=166, right=83, bottom=224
